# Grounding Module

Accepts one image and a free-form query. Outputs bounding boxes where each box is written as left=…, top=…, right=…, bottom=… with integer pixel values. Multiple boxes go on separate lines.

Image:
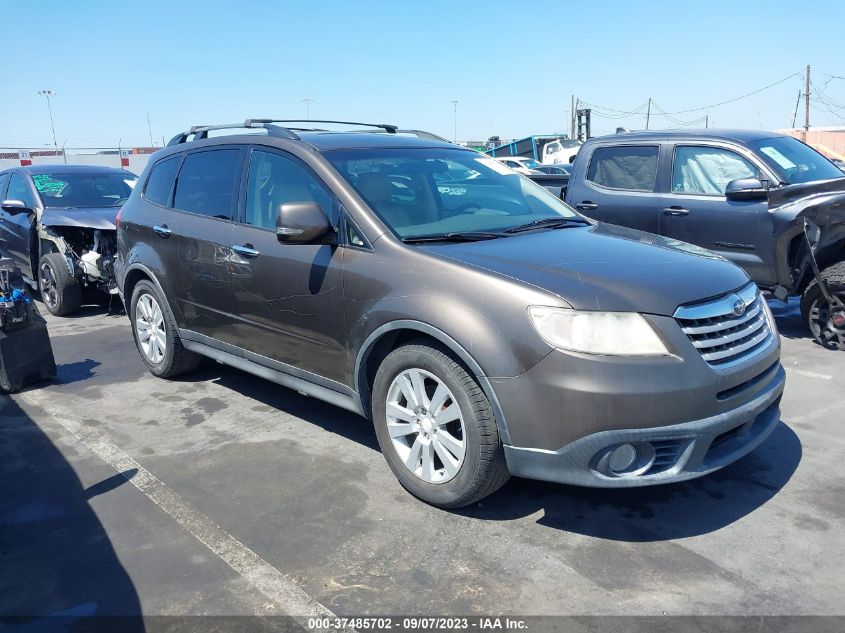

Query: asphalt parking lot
left=2, top=297, right=843, bottom=624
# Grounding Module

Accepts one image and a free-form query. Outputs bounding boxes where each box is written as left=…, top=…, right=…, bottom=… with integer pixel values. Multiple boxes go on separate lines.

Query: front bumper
left=492, top=310, right=785, bottom=487
left=503, top=367, right=783, bottom=487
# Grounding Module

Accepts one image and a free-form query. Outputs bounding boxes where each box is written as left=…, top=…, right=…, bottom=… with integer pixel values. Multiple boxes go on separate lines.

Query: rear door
left=568, top=144, right=661, bottom=233
left=658, top=143, right=775, bottom=284
left=157, top=147, right=244, bottom=344
left=228, top=147, right=347, bottom=384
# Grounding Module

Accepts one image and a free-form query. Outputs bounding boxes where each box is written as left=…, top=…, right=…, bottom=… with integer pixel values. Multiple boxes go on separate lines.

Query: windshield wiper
left=504, top=217, right=592, bottom=234
left=401, top=231, right=507, bottom=244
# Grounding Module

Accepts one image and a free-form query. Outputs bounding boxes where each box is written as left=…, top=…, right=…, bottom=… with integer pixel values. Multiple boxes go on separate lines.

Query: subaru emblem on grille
left=732, top=297, right=747, bottom=316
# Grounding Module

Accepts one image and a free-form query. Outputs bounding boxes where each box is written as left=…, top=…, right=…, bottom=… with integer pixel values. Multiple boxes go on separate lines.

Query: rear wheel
left=130, top=280, right=202, bottom=377
left=800, top=260, right=845, bottom=350
left=372, top=342, right=509, bottom=508
left=38, top=252, right=82, bottom=316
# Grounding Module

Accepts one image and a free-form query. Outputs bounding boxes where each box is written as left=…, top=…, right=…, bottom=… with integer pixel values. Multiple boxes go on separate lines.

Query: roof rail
left=166, top=118, right=401, bottom=147
left=166, top=121, right=301, bottom=147
left=244, top=119, right=399, bottom=134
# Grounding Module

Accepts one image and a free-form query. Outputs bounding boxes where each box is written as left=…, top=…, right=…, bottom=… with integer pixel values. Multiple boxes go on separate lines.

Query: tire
left=800, top=260, right=845, bottom=351
left=130, top=280, right=202, bottom=377
left=371, top=342, right=509, bottom=508
left=38, top=252, right=82, bottom=316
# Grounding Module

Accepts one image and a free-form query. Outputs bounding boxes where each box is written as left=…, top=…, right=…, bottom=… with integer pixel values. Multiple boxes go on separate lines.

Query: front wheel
left=800, top=260, right=845, bottom=350
left=38, top=252, right=82, bottom=316
left=371, top=342, right=509, bottom=508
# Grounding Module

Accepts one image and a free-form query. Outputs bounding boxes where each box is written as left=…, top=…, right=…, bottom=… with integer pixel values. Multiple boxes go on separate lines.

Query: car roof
left=586, top=129, right=786, bottom=145
left=295, top=131, right=459, bottom=151
left=12, top=164, right=137, bottom=176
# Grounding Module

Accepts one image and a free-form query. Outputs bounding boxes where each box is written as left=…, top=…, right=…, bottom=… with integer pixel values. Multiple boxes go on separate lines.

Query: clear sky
left=2, top=0, right=844, bottom=148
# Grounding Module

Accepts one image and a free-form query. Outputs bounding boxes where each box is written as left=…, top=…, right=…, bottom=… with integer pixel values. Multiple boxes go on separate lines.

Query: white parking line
left=785, top=368, right=833, bottom=380
left=21, top=395, right=353, bottom=632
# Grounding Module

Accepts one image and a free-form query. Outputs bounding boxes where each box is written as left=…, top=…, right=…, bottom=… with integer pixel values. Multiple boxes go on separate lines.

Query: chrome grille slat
left=675, top=283, right=773, bottom=367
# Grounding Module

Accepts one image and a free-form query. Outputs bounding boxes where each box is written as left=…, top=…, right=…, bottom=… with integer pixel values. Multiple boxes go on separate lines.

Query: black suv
left=116, top=120, right=784, bottom=508
left=564, top=130, right=845, bottom=350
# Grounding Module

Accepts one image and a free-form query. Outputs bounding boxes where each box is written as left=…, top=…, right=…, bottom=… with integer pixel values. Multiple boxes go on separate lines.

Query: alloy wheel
left=385, top=368, right=466, bottom=484
left=39, top=262, right=58, bottom=310
left=808, top=294, right=845, bottom=350
left=135, top=293, right=166, bottom=363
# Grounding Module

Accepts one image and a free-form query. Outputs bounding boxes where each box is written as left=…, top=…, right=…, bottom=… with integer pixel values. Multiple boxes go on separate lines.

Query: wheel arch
left=354, top=320, right=512, bottom=445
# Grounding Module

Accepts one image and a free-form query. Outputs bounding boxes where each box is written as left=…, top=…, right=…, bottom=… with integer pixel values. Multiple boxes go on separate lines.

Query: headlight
left=760, top=295, right=779, bottom=338
left=528, top=306, right=670, bottom=356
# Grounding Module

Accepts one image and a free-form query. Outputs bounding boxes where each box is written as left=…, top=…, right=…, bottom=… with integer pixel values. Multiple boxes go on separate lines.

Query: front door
left=658, top=144, right=774, bottom=285
left=229, top=148, right=347, bottom=384
left=3, top=173, right=39, bottom=273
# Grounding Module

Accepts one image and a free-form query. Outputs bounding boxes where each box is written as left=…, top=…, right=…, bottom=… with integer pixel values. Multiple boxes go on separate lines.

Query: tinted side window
left=143, top=156, right=181, bottom=206
left=7, top=174, right=37, bottom=208
left=173, top=149, right=240, bottom=219
left=0, top=173, right=10, bottom=199
left=244, top=150, right=333, bottom=230
left=586, top=145, right=659, bottom=191
left=672, top=146, right=760, bottom=195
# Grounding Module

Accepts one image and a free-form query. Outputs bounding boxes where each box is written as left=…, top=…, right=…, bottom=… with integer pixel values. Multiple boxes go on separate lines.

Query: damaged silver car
left=0, top=165, right=137, bottom=315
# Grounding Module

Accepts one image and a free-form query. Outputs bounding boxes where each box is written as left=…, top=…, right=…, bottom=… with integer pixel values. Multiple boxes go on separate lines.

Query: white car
left=493, top=157, right=543, bottom=175
left=542, top=139, right=582, bottom=165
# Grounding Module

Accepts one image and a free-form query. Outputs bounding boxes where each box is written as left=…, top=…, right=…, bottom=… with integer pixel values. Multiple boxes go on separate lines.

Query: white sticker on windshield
left=759, top=146, right=796, bottom=170
left=476, top=157, right=516, bottom=176
left=124, top=179, right=137, bottom=189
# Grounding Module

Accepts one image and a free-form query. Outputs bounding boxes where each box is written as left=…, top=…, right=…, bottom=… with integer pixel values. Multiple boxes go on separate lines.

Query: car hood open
left=40, top=207, right=120, bottom=230
left=424, top=223, right=751, bottom=316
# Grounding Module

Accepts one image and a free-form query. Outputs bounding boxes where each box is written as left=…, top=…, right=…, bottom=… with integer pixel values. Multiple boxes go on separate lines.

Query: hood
left=40, top=207, right=119, bottom=230
left=768, top=178, right=845, bottom=225
left=425, top=223, right=751, bottom=316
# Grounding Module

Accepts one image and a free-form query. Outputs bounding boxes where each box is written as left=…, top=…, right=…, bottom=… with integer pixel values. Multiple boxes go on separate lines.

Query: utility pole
left=451, top=99, right=459, bottom=143
left=804, top=65, right=810, bottom=142
left=705, top=114, right=709, bottom=129
left=301, top=97, right=314, bottom=120
left=645, top=98, right=651, bottom=130
left=147, top=113, right=154, bottom=147
left=37, top=89, right=58, bottom=147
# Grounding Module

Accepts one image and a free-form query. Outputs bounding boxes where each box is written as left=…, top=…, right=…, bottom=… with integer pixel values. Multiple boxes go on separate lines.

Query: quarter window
left=173, top=150, right=241, bottom=219
left=586, top=145, right=659, bottom=191
left=144, top=156, right=181, bottom=207
left=244, top=150, right=333, bottom=230
left=672, top=146, right=759, bottom=195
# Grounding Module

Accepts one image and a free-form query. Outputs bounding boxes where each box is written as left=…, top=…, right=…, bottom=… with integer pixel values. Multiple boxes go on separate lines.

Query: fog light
left=608, top=443, right=638, bottom=473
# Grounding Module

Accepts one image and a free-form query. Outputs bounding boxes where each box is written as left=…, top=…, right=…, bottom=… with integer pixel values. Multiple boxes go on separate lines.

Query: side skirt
left=179, top=336, right=366, bottom=418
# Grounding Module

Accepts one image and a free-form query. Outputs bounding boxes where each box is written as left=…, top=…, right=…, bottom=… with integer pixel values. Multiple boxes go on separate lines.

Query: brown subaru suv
left=115, top=119, right=785, bottom=508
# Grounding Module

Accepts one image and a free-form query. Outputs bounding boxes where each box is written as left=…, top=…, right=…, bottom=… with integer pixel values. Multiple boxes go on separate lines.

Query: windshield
left=32, top=171, right=138, bottom=208
left=520, top=158, right=541, bottom=169
left=326, top=148, right=580, bottom=238
left=749, top=136, right=843, bottom=185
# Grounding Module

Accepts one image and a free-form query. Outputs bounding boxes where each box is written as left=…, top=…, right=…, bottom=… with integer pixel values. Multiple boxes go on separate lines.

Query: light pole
left=37, top=89, right=58, bottom=147
left=301, top=97, right=314, bottom=120
left=451, top=99, right=459, bottom=143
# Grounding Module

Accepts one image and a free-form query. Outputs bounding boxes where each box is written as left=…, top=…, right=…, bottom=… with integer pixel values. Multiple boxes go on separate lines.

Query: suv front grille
left=674, top=283, right=773, bottom=368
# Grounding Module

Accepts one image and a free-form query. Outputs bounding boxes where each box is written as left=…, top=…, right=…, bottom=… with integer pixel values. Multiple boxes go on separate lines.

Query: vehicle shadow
left=0, top=395, right=144, bottom=630
left=767, top=296, right=812, bottom=341
left=175, top=363, right=800, bottom=541
left=461, top=421, right=801, bottom=541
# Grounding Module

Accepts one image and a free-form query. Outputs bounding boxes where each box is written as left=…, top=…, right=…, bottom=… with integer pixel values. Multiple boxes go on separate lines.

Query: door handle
left=153, top=224, right=172, bottom=237
left=575, top=201, right=598, bottom=211
left=662, top=207, right=690, bottom=216
left=232, top=244, right=260, bottom=258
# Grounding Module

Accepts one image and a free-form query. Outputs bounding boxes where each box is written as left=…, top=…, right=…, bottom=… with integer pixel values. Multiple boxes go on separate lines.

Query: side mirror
left=275, top=201, right=333, bottom=244
left=1, top=199, right=33, bottom=214
left=725, top=178, right=767, bottom=201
